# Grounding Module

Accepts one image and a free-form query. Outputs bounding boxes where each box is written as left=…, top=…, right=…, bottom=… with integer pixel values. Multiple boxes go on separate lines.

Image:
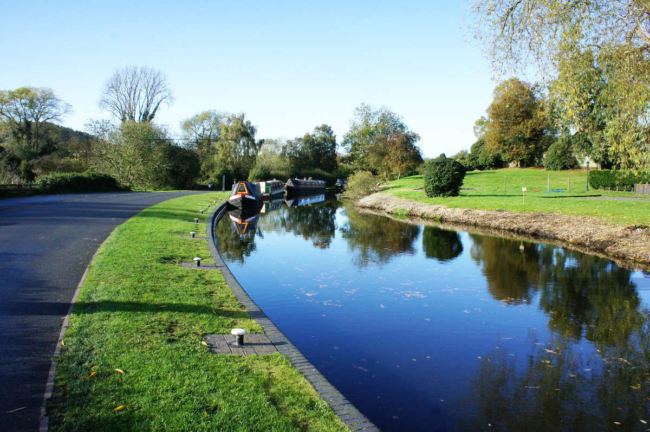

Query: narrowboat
left=285, top=178, right=326, bottom=196
left=285, top=194, right=325, bottom=208
left=335, top=178, right=347, bottom=192
left=228, top=181, right=263, bottom=213
left=258, top=179, right=284, bottom=199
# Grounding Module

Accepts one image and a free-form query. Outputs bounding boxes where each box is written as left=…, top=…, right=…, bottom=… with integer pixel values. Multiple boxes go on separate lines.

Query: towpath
left=0, top=192, right=201, bottom=431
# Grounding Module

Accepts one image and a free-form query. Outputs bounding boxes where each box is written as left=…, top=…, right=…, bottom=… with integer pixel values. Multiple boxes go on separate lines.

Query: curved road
left=0, top=192, right=202, bottom=431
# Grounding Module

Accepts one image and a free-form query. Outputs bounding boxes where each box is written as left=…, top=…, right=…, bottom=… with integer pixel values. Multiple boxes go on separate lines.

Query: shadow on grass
left=71, top=301, right=252, bottom=320
left=136, top=209, right=209, bottom=222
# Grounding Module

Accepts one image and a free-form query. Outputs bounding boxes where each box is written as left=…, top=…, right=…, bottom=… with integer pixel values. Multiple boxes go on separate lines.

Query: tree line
left=1, top=66, right=424, bottom=190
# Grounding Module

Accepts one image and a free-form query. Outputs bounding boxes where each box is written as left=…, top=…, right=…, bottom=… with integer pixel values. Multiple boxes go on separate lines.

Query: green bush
left=36, top=172, right=125, bottom=194
left=342, top=171, right=377, bottom=199
left=588, top=169, right=649, bottom=189
left=423, top=154, right=466, bottom=197
left=544, top=139, right=577, bottom=171
left=248, top=165, right=271, bottom=182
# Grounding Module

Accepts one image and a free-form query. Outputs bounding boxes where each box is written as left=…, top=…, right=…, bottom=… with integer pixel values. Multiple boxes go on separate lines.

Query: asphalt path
left=0, top=191, right=203, bottom=431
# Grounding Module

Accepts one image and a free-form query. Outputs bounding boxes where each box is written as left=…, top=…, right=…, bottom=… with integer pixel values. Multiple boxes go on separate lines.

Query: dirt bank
left=357, top=193, right=650, bottom=267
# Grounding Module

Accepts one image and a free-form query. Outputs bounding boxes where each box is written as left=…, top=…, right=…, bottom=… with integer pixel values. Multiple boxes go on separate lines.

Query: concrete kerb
left=206, top=203, right=379, bottom=431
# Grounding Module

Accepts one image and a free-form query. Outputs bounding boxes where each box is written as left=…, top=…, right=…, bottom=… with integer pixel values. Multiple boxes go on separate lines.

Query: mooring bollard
left=193, top=257, right=202, bottom=267
left=231, top=328, right=246, bottom=346
left=190, top=231, right=196, bottom=238
left=207, top=204, right=210, bottom=208
left=194, top=218, right=199, bottom=223
left=200, top=210, right=204, bottom=214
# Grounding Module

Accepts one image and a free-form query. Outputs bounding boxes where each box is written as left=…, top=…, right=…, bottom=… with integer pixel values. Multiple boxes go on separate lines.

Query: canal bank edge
left=206, top=203, right=380, bottom=432
left=357, top=193, right=650, bottom=268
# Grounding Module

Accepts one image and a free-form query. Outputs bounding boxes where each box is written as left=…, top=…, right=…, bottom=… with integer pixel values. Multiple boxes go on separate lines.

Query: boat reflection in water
left=227, top=208, right=261, bottom=239
left=285, top=194, right=325, bottom=208
left=261, top=198, right=284, bottom=214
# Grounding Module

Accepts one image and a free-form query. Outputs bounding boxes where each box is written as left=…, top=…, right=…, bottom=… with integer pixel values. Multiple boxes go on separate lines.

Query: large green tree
left=214, top=113, right=262, bottom=180
left=368, top=132, right=423, bottom=179
left=0, top=87, right=72, bottom=155
left=180, top=110, right=224, bottom=180
left=484, top=78, right=551, bottom=167
left=470, top=0, right=650, bottom=173
left=342, top=103, right=408, bottom=170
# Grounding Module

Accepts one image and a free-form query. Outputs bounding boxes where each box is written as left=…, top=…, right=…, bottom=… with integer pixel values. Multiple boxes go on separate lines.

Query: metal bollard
left=231, top=328, right=246, bottom=346
left=193, top=257, right=202, bottom=267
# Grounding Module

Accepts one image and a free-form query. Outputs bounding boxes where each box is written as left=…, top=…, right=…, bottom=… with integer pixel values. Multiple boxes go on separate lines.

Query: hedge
left=36, top=172, right=126, bottom=194
left=588, top=169, right=649, bottom=190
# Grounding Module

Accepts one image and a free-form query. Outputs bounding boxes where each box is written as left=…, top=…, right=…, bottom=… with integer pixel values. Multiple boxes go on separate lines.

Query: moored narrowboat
left=285, top=178, right=326, bottom=196
left=258, top=180, right=284, bottom=199
left=335, top=178, right=347, bottom=192
left=228, top=181, right=263, bottom=213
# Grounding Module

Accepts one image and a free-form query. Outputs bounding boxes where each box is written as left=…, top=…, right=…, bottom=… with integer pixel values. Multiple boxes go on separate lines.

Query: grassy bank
left=384, top=169, right=650, bottom=226
left=48, top=193, right=346, bottom=431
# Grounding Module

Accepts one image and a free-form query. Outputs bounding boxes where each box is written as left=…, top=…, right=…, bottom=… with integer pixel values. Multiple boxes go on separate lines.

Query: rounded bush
left=342, top=171, right=376, bottom=200
left=423, top=155, right=466, bottom=197
left=544, top=139, right=577, bottom=171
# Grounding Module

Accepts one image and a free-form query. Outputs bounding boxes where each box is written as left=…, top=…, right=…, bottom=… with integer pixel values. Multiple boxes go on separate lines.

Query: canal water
left=214, top=195, right=650, bottom=431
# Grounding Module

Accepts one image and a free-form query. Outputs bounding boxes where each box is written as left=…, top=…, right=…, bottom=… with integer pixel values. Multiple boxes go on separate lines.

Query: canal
left=214, top=195, right=650, bottom=431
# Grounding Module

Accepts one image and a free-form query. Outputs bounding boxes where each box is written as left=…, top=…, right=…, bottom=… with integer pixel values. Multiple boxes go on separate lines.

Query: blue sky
left=1, top=0, right=497, bottom=158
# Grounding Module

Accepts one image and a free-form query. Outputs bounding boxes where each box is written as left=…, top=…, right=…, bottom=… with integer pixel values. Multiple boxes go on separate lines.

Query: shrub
left=342, top=171, right=377, bottom=199
left=468, top=139, right=502, bottom=171
left=544, top=139, right=577, bottom=171
left=423, top=154, right=466, bottom=197
left=248, top=165, right=271, bottom=182
left=588, top=169, right=650, bottom=189
left=36, top=172, right=125, bottom=194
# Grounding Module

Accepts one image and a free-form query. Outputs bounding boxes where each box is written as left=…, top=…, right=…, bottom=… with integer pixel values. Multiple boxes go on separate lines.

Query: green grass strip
left=49, top=193, right=347, bottom=432
left=384, top=169, right=650, bottom=226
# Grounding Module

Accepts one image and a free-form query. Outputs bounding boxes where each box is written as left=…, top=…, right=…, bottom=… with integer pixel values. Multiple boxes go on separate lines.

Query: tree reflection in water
left=458, top=324, right=650, bottom=431
left=341, top=206, right=421, bottom=268
left=421, top=226, right=463, bottom=262
left=260, top=199, right=338, bottom=249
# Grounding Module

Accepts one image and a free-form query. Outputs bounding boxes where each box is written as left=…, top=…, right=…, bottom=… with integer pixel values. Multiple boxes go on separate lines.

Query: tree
left=484, top=79, right=551, bottom=167
left=99, top=66, right=173, bottom=123
left=214, top=113, right=262, bottom=180
left=0, top=87, right=72, bottom=154
left=342, top=103, right=408, bottom=170
left=180, top=110, right=224, bottom=180
left=301, top=125, right=338, bottom=172
left=468, top=139, right=503, bottom=171
left=470, top=0, right=650, bottom=173
left=369, top=132, right=423, bottom=179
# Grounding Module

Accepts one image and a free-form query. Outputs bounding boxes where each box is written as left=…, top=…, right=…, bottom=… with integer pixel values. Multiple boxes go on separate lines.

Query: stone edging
left=207, top=203, right=379, bottom=432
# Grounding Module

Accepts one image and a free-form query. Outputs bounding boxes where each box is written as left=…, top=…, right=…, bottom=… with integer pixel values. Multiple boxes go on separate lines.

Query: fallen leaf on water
left=85, top=372, right=97, bottom=379
left=614, top=422, right=621, bottom=425
left=5, top=407, right=27, bottom=414
left=114, top=369, right=125, bottom=374
left=114, top=406, right=125, bottom=412
left=569, top=374, right=576, bottom=378
left=201, top=341, right=208, bottom=347
left=641, top=419, right=647, bottom=424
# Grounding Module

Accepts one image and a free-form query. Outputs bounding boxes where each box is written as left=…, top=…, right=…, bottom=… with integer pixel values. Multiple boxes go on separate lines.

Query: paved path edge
left=38, top=229, right=115, bottom=432
left=207, top=203, right=379, bottom=432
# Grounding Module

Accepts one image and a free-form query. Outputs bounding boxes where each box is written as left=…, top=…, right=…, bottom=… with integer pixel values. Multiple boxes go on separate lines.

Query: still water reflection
left=214, top=196, right=650, bottom=431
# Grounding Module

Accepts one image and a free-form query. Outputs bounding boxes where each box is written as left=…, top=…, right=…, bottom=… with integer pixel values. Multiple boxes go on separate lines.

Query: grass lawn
left=49, top=192, right=346, bottom=432
left=383, top=168, right=650, bottom=226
